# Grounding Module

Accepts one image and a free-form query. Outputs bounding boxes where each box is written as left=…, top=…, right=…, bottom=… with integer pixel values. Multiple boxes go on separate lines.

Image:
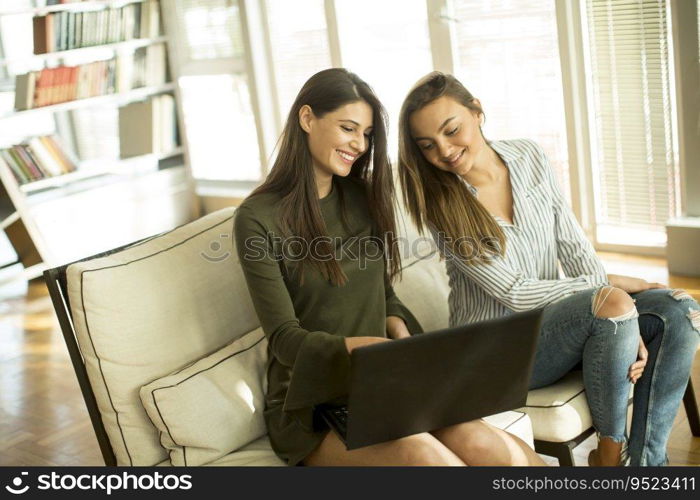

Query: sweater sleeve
left=533, top=142, right=609, bottom=286
left=385, top=279, right=424, bottom=335
left=233, top=205, right=350, bottom=429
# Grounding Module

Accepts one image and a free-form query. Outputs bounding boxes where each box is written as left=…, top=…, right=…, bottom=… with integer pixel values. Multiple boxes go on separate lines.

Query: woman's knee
left=668, top=289, right=700, bottom=329
left=437, top=420, right=526, bottom=466
left=658, top=289, right=700, bottom=341
left=456, top=421, right=502, bottom=462
left=394, top=434, right=462, bottom=466
left=592, top=286, right=636, bottom=320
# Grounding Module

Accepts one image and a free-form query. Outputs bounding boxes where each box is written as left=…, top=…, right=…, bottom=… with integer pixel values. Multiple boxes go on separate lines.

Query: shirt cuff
left=583, top=273, right=609, bottom=288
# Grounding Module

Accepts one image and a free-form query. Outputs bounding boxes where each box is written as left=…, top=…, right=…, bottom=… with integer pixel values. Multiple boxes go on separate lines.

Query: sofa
left=44, top=206, right=699, bottom=466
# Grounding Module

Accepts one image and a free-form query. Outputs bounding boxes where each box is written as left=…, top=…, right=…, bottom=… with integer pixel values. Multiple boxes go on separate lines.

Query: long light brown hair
left=249, top=68, right=400, bottom=285
left=398, top=72, right=505, bottom=264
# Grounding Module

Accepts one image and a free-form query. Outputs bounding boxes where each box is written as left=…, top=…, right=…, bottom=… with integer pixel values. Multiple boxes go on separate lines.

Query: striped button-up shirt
left=431, top=138, right=609, bottom=327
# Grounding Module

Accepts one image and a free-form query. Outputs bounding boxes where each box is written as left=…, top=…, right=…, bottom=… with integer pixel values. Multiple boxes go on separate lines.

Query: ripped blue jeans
left=529, top=287, right=700, bottom=466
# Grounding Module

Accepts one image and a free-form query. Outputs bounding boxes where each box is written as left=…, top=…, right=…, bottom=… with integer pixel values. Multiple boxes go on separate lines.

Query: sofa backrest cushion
left=66, top=207, right=259, bottom=466
left=393, top=252, right=450, bottom=333
left=393, top=197, right=450, bottom=333
left=140, top=327, right=268, bottom=466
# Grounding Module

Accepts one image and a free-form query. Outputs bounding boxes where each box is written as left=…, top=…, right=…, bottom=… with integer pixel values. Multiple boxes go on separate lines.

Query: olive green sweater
left=233, top=176, right=421, bottom=465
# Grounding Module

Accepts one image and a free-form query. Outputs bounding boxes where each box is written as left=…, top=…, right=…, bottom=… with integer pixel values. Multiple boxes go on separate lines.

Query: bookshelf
left=2, top=82, right=175, bottom=119
left=0, top=36, right=168, bottom=66
left=0, top=0, right=199, bottom=280
left=0, top=1, right=149, bottom=17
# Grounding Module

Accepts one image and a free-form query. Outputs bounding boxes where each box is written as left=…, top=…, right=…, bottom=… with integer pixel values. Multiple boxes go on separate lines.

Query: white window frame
left=178, top=0, right=694, bottom=258
left=426, top=0, right=457, bottom=73
left=554, top=0, right=598, bottom=241
left=324, top=0, right=343, bottom=67
left=554, top=0, right=685, bottom=257
left=669, top=0, right=700, bottom=218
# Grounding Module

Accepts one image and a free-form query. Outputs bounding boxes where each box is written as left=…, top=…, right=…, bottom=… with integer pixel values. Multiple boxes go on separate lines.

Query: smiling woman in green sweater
left=233, top=68, right=545, bottom=466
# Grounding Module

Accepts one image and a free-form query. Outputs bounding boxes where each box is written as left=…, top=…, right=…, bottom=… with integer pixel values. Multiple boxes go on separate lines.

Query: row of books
left=33, top=1, right=161, bottom=54
left=119, top=94, right=178, bottom=158
left=0, top=135, right=77, bottom=185
left=14, top=44, right=167, bottom=110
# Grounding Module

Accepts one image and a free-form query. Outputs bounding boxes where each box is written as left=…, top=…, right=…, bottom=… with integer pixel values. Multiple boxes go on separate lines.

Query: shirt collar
left=489, top=140, right=524, bottom=164
left=459, top=140, right=522, bottom=196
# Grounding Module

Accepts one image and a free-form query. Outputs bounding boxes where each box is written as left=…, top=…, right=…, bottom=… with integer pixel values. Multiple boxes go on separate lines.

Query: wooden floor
left=0, top=252, right=698, bottom=466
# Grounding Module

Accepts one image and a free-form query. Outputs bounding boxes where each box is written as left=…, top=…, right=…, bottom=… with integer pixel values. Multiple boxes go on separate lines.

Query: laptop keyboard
left=332, top=407, right=348, bottom=424
left=318, top=405, right=349, bottom=440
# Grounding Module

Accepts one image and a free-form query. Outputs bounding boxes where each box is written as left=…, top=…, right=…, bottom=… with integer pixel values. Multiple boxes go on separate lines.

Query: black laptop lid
left=344, top=308, right=543, bottom=450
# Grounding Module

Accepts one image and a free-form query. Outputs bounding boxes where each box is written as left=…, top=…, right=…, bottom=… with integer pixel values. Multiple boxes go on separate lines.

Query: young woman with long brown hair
left=234, top=68, right=545, bottom=466
left=398, top=71, right=700, bottom=466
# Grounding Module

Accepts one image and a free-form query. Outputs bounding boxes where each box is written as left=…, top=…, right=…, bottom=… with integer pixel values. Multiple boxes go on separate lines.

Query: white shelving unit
left=0, top=35, right=168, bottom=67
left=0, top=0, right=148, bottom=17
left=0, top=0, right=198, bottom=280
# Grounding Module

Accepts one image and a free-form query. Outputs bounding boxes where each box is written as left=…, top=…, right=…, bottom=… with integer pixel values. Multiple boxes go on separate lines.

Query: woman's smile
left=337, top=149, right=358, bottom=164
left=443, top=149, right=465, bottom=168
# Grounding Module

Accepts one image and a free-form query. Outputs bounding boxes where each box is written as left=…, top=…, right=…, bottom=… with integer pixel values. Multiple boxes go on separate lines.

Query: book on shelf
left=119, top=94, right=178, bottom=159
left=14, top=44, right=168, bottom=111
left=32, top=1, right=160, bottom=54
left=0, top=135, right=77, bottom=185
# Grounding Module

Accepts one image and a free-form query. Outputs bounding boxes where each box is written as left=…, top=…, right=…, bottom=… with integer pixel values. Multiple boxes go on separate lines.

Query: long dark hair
left=398, top=71, right=505, bottom=264
left=249, top=68, right=400, bottom=285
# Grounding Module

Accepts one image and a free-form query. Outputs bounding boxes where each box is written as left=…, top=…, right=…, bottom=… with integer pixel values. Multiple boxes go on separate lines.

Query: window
left=264, top=0, right=332, bottom=123
left=584, top=0, right=679, bottom=247
left=179, top=74, right=260, bottom=180
left=334, top=0, right=433, bottom=152
left=179, top=0, right=244, bottom=60
left=159, top=0, right=687, bottom=254
left=166, top=0, right=261, bottom=181
left=450, top=0, right=571, bottom=200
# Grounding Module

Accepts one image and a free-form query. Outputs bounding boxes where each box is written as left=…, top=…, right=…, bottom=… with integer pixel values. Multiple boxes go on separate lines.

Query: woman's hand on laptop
left=386, top=315, right=411, bottom=340
left=344, top=336, right=391, bottom=354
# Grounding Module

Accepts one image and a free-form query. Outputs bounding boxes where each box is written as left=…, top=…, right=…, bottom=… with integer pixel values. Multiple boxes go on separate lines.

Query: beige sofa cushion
left=393, top=252, right=450, bottom=333
left=140, top=328, right=268, bottom=466
left=519, top=372, right=592, bottom=443
left=154, top=411, right=532, bottom=466
left=66, top=207, right=262, bottom=466
left=155, top=436, right=286, bottom=467
left=203, top=436, right=286, bottom=466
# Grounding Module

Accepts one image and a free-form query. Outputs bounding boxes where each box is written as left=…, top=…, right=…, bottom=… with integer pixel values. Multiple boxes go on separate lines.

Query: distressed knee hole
left=688, top=309, right=700, bottom=334
left=670, top=289, right=695, bottom=302
left=592, top=286, right=637, bottom=320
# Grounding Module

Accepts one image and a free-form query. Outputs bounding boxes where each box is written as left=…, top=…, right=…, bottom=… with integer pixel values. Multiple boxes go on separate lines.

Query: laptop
left=317, top=308, right=543, bottom=450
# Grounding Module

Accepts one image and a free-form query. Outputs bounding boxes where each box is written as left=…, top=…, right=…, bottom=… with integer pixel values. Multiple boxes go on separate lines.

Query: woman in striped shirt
left=398, top=72, right=700, bottom=466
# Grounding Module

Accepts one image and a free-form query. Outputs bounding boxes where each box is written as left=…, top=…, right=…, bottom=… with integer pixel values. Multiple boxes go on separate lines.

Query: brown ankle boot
left=588, top=437, right=628, bottom=466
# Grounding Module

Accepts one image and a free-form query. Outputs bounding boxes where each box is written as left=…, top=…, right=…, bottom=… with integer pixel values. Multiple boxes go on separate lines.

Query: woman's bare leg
left=303, top=429, right=466, bottom=466
left=432, top=419, right=546, bottom=466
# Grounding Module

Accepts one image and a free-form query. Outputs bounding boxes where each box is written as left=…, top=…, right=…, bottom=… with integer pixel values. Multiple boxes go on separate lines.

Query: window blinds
left=174, top=0, right=243, bottom=62
left=334, top=0, right=433, bottom=152
left=450, top=0, right=571, bottom=202
left=585, top=0, right=679, bottom=246
left=264, top=0, right=332, bottom=122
